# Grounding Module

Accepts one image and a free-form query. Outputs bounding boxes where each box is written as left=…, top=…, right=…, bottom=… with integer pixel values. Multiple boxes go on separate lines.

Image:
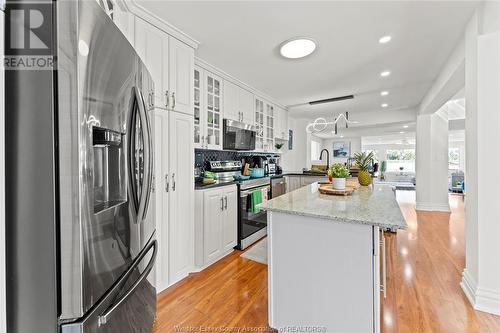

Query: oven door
left=238, top=184, right=270, bottom=249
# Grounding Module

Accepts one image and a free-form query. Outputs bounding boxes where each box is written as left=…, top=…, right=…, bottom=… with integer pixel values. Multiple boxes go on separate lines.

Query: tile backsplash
left=195, top=149, right=279, bottom=174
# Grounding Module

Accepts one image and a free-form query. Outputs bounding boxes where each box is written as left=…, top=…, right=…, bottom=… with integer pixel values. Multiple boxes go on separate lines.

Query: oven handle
left=240, top=185, right=270, bottom=197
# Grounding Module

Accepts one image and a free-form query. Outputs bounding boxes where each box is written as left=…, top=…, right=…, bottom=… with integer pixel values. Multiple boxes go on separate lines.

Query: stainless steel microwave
left=223, top=119, right=256, bottom=150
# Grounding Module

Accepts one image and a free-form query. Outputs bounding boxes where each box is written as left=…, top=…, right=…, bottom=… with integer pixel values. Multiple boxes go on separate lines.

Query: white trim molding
left=116, top=0, right=200, bottom=49
left=461, top=269, right=500, bottom=316
left=415, top=202, right=451, bottom=212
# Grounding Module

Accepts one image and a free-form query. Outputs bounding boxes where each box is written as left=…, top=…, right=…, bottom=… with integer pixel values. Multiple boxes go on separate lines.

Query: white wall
left=322, top=137, right=361, bottom=165
left=460, top=2, right=500, bottom=316
left=415, top=110, right=450, bottom=212
left=280, top=118, right=313, bottom=172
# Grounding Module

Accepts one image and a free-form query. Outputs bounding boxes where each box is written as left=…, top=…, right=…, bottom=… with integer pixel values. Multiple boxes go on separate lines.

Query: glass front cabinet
left=254, top=97, right=275, bottom=152
left=194, top=66, right=222, bottom=150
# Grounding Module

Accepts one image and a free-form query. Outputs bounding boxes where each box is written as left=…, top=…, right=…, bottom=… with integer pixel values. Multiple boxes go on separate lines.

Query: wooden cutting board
left=318, top=184, right=356, bottom=196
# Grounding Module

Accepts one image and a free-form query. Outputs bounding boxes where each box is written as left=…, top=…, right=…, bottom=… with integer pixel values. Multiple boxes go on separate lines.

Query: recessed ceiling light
left=380, top=71, right=391, bottom=77
left=379, top=35, right=392, bottom=44
left=400, top=131, right=405, bottom=134
left=403, top=125, right=409, bottom=128
left=340, top=135, right=344, bottom=138
left=381, top=91, right=389, bottom=96
left=280, top=38, right=316, bottom=59
left=381, top=103, right=388, bottom=108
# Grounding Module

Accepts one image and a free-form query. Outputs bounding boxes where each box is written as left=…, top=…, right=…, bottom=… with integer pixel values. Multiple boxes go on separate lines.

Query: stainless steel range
left=206, top=160, right=270, bottom=249
left=238, top=177, right=270, bottom=250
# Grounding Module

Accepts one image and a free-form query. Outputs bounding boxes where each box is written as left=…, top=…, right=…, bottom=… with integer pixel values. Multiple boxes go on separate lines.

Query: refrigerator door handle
left=134, top=87, right=153, bottom=222
left=98, top=239, right=158, bottom=327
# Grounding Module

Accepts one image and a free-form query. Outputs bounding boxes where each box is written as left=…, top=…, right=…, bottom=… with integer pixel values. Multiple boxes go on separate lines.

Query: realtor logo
left=4, top=1, right=54, bottom=70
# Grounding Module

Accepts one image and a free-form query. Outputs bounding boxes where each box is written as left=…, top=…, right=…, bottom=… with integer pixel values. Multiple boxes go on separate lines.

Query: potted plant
left=380, top=160, right=387, bottom=180
left=354, top=151, right=374, bottom=186
left=328, top=163, right=350, bottom=190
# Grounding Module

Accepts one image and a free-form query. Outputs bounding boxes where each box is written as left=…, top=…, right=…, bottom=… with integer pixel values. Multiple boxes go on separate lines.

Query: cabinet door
left=204, top=72, right=223, bottom=150
left=168, top=111, right=194, bottom=284
left=203, top=190, right=223, bottom=264
left=254, top=97, right=265, bottom=151
left=223, top=80, right=239, bottom=122
left=134, top=18, right=168, bottom=106
left=265, top=102, right=275, bottom=151
left=193, top=67, right=204, bottom=148
left=152, top=110, right=170, bottom=291
left=168, top=37, right=194, bottom=115
left=239, top=88, right=254, bottom=124
left=281, top=109, right=289, bottom=139
left=113, top=7, right=135, bottom=46
left=222, top=186, right=238, bottom=252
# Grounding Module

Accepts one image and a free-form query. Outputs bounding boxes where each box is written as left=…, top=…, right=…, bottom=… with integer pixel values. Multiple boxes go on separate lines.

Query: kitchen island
left=258, top=182, right=406, bottom=333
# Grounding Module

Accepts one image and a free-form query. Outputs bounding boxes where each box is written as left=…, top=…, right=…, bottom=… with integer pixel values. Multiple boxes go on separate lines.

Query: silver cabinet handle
left=220, top=197, right=224, bottom=211
left=165, top=173, right=169, bottom=192
left=165, top=90, right=170, bottom=108
left=201, top=135, right=205, bottom=148
left=172, top=173, right=176, bottom=191
left=381, top=230, right=387, bottom=298
left=172, top=92, right=176, bottom=109
left=224, top=195, right=228, bottom=210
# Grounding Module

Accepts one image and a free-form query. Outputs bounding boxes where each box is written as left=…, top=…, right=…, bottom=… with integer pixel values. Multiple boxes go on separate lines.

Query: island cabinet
left=194, top=185, right=238, bottom=269
left=259, top=184, right=405, bottom=333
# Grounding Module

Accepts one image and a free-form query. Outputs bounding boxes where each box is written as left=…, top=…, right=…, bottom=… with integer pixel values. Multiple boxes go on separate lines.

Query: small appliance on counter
left=206, top=160, right=243, bottom=183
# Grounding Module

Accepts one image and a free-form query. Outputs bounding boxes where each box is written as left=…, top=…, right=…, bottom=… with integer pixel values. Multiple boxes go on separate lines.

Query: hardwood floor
left=153, top=191, right=500, bottom=333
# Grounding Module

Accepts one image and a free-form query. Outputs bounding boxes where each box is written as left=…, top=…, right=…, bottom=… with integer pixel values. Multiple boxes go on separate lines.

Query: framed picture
left=333, top=141, right=350, bottom=157
left=288, top=129, right=293, bottom=150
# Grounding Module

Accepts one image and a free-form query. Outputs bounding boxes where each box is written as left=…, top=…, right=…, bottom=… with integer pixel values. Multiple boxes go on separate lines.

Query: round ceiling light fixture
left=379, top=35, right=392, bottom=44
left=380, top=91, right=389, bottom=96
left=280, top=38, right=316, bottom=59
left=381, top=103, right=389, bottom=108
left=380, top=71, right=391, bottom=77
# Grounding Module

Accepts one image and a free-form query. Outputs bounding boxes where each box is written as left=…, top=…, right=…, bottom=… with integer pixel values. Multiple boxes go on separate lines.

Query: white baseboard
left=415, top=202, right=451, bottom=212
left=461, top=269, right=500, bottom=316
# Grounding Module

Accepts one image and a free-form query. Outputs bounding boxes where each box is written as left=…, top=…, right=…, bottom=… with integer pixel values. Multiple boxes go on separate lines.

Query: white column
left=415, top=110, right=450, bottom=212
left=461, top=28, right=500, bottom=316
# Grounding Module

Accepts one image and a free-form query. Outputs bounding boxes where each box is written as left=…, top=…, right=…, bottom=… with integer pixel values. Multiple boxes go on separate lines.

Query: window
left=449, top=148, right=460, bottom=170
left=386, top=149, right=415, bottom=172
left=311, top=140, right=321, bottom=161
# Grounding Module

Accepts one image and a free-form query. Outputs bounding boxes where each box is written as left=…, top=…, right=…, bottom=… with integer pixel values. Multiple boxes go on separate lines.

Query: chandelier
left=306, top=112, right=358, bottom=135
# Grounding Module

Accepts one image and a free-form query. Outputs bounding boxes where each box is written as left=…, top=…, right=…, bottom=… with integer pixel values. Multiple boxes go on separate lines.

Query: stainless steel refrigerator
left=5, top=0, right=157, bottom=332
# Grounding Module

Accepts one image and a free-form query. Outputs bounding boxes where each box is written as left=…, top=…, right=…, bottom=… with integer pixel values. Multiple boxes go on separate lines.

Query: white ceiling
left=140, top=1, right=478, bottom=119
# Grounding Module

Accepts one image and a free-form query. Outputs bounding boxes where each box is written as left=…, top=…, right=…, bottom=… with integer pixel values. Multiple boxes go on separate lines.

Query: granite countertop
left=258, top=183, right=407, bottom=230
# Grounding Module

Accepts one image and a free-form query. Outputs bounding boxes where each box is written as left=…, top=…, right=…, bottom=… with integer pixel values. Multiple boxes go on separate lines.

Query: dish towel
left=251, top=189, right=263, bottom=213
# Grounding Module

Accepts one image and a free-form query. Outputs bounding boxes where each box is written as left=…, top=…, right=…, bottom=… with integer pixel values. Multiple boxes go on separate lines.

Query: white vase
left=332, top=178, right=346, bottom=190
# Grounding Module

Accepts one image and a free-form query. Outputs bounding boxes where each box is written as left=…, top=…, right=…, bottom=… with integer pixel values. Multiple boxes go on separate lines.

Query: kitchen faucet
left=319, top=149, right=330, bottom=170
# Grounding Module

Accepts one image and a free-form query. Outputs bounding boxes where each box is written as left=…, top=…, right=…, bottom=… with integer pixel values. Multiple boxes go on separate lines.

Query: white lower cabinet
left=195, top=185, right=238, bottom=269
left=152, top=109, right=194, bottom=292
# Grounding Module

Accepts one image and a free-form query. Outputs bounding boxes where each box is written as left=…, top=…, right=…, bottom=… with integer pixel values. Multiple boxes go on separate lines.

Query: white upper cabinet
left=275, top=106, right=289, bottom=140
left=134, top=18, right=167, bottom=105
left=168, top=38, right=194, bottom=115
left=223, top=80, right=254, bottom=124
left=265, top=101, right=275, bottom=150
left=223, top=80, right=239, bottom=122
left=254, top=97, right=265, bottom=151
left=239, top=88, right=254, bottom=124
left=134, top=17, right=194, bottom=115
left=194, top=66, right=223, bottom=150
